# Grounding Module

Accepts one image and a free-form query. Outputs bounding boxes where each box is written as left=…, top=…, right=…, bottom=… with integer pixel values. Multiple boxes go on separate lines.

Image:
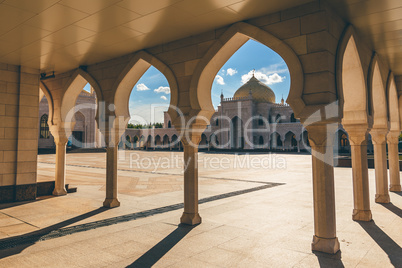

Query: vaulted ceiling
left=0, top=0, right=401, bottom=75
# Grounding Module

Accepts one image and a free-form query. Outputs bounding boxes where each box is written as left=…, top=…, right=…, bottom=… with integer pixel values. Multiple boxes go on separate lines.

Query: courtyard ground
left=0, top=150, right=401, bottom=267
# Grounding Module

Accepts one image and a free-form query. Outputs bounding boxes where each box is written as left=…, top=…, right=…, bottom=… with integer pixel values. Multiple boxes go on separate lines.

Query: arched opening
left=290, top=113, right=296, bottom=123
left=171, top=135, right=179, bottom=149
left=301, top=130, right=309, bottom=150
left=270, top=132, right=282, bottom=150
left=199, top=134, right=208, bottom=149
left=133, top=136, right=139, bottom=149
left=335, top=129, right=350, bottom=154
left=125, top=135, right=131, bottom=150
left=284, top=131, right=296, bottom=150
left=155, top=135, right=162, bottom=148
left=259, top=136, right=264, bottom=145
left=71, top=111, right=86, bottom=148
left=230, top=116, right=244, bottom=149
left=139, top=135, right=145, bottom=148
left=40, top=114, right=50, bottom=139
left=163, top=135, right=169, bottom=148
left=168, top=121, right=171, bottom=128
left=38, top=87, right=55, bottom=150
left=338, top=33, right=368, bottom=125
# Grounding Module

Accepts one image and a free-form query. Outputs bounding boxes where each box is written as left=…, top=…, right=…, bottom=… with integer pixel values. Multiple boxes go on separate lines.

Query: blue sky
left=84, top=39, right=290, bottom=124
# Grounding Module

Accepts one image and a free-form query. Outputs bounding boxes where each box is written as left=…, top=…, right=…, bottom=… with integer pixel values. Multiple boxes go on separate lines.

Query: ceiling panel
left=24, top=4, right=88, bottom=31
left=74, top=5, right=141, bottom=32
left=117, top=0, right=184, bottom=16
left=0, top=0, right=399, bottom=76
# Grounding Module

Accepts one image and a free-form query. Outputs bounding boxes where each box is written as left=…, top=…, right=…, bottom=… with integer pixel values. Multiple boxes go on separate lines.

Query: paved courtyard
left=0, top=151, right=401, bottom=267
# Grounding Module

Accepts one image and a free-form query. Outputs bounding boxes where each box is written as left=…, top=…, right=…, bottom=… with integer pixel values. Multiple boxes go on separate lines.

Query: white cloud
left=226, top=68, right=237, bottom=76
left=259, top=63, right=289, bottom=75
left=136, top=83, right=150, bottom=91
left=241, top=70, right=285, bottom=85
left=215, top=75, right=225, bottom=85
left=160, top=95, right=167, bottom=101
left=154, top=86, right=170, bottom=94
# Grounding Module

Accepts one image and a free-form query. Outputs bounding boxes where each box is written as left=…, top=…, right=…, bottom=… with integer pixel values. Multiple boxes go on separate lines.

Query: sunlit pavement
left=0, top=151, right=401, bottom=267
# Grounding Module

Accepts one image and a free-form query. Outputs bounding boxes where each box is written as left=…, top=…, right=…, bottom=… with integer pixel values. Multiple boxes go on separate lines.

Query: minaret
left=281, top=94, right=284, bottom=105
left=220, top=89, right=224, bottom=103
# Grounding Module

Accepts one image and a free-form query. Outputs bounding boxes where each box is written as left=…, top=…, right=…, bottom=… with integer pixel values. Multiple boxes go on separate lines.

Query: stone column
left=306, top=123, right=340, bottom=254
left=103, top=130, right=120, bottom=208
left=49, top=124, right=73, bottom=196
left=370, top=129, right=390, bottom=203
left=344, top=126, right=372, bottom=221
left=180, top=133, right=202, bottom=225
left=387, top=131, right=401, bottom=192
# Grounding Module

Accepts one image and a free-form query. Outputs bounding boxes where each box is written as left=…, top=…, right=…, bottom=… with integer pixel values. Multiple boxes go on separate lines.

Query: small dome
left=233, top=75, right=275, bottom=103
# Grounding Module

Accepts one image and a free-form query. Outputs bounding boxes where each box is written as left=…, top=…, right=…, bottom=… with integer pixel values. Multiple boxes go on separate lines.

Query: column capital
left=304, top=123, right=337, bottom=147
left=370, top=128, right=388, bottom=145
left=386, top=130, right=400, bottom=144
left=343, top=125, right=369, bottom=146
left=49, top=121, right=74, bottom=145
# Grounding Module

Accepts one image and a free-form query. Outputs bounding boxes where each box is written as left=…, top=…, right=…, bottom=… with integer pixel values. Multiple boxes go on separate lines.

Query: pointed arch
left=39, top=81, right=55, bottom=125
left=60, top=68, right=103, bottom=122
left=189, top=22, right=304, bottom=119
left=386, top=72, right=400, bottom=131
left=336, top=25, right=368, bottom=125
left=113, top=51, right=179, bottom=123
left=368, top=53, right=388, bottom=129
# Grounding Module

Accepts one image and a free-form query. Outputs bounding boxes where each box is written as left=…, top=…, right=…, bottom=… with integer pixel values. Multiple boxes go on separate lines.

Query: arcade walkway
left=0, top=152, right=401, bottom=267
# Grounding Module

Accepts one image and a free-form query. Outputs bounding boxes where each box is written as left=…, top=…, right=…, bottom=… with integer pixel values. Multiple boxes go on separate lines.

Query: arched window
left=291, top=135, right=297, bottom=147
left=290, top=113, right=296, bottom=123
left=168, top=121, right=171, bottom=128
left=340, top=134, right=349, bottom=147
left=216, top=119, right=219, bottom=126
left=40, top=114, right=49, bottom=139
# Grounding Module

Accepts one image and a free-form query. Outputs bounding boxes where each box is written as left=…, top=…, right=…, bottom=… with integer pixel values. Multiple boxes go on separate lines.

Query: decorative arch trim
left=113, top=50, right=179, bottom=124
left=60, top=68, right=103, bottom=123
left=189, top=22, right=304, bottom=119
left=39, top=81, right=55, bottom=125
left=386, top=72, right=400, bottom=131
left=336, top=25, right=368, bottom=125
left=368, top=53, right=388, bottom=129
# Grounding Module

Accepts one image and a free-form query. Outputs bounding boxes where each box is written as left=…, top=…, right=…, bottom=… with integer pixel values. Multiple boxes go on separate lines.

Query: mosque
left=39, top=75, right=352, bottom=153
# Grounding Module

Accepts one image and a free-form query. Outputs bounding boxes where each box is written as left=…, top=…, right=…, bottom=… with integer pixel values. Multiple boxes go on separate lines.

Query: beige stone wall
left=0, top=64, right=40, bottom=199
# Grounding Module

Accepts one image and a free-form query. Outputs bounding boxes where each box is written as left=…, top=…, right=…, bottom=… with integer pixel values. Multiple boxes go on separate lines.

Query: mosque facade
left=38, top=76, right=353, bottom=153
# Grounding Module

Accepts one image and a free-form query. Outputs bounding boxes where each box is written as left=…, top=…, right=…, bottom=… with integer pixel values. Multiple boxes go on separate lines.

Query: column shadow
left=381, top=203, right=402, bottom=218
left=313, top=251, right=344, bottom=268
left=0, top=207, right=107, bottom=258
left=127, top=224, right=195, bottom=267
left=358, top=221, right=402, bottom=267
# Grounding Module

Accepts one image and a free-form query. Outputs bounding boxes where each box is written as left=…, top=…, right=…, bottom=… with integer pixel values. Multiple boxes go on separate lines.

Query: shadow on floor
left=313, top=250, right=344, bottom=267
left=127, top=224, right=195, bottom=267
left=0, top=207, right=107, bottom=259
left=381, top=203, right=402, bottom=218
left=358, top=221, right=402, bottom=267
left=393, top=191, right=402, bottom=197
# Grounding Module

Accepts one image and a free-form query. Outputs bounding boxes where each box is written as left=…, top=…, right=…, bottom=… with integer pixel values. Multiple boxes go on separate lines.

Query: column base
left=52, top=188, right=67, bottom=196
left=311, top=235, right=340, bottom=254
left=375, top=194, right=390, bottom=203
left=180, top=212, right=201, bottom=226
left=352, top=209, right=372, bottom=221
left=389, top=184, right=401, bottom=192
left=103, top=198, right=120, bottom=208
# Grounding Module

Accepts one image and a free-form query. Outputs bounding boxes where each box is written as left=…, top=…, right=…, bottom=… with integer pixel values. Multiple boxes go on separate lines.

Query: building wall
left=0, top=65, right=40, bottom=202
